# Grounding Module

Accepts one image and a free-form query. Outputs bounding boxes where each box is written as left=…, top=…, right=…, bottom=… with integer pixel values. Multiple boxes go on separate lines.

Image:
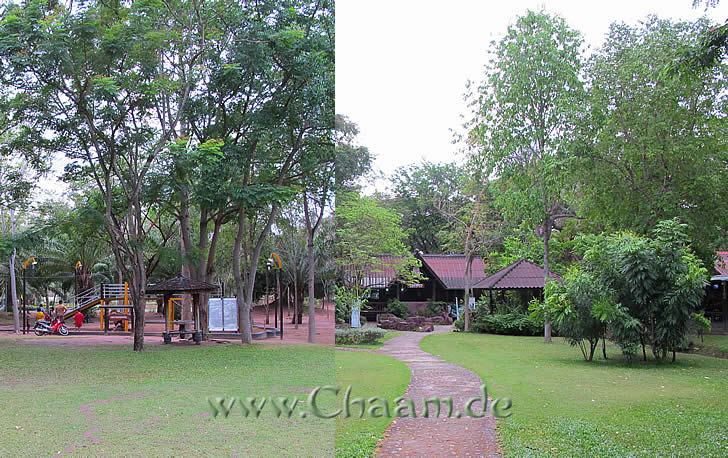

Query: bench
left=102, top=312, right=131, bottom=332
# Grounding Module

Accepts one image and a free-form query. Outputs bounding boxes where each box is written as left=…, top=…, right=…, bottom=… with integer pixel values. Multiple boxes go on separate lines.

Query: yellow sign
left=270, top=252, right=283, bottom=269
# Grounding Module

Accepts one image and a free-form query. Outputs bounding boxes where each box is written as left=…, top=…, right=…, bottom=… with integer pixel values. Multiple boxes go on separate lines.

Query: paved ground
left=0, top=306, right=334, bottom=347
left=376, top=327, right=501, bottom=457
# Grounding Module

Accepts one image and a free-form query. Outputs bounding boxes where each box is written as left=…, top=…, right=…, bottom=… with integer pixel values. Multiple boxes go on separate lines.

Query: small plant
left=335, top=327, right=386, bottom=345
left=453, top=318, right=464, bottom=331
left=387, top=299, right=409, bottom=319
left=423, top=300, right=447, bottom=317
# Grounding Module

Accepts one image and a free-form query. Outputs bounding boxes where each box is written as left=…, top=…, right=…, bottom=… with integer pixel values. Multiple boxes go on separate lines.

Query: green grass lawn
left=0, top=340, right=335, bottom=457
left=335, top=350, right=410, bottom=457
left=421, top=333, right=728, bottom=457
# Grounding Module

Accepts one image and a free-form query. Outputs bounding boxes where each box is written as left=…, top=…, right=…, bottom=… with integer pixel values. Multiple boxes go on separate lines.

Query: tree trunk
left=130, top=281, right=146, bottom=352
left=303, top=192, right=324, bottom=343
left=306, top=234, right=316, bottom=343
left=232, top=209, right=253, bottom=344
left=463, top=251, right=473, bottom=332
left=9, top=209, right=19, bottom=333
left=543, top=221, right=552, bottom=343
left=179, top=194, right=194, bottom=324
left=233, top=205, right=278, bottom=344
left=293, top=271, right=299, bottom=328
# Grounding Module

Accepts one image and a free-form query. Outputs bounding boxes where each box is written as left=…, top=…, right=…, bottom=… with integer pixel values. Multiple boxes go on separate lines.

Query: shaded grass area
left=687, top=333, right=728, bottom=358
left=0, top=340, right=335, bottom=457
left=421, top=333, right=728, bottom=457
left=335, top=350, right=410, bottom=458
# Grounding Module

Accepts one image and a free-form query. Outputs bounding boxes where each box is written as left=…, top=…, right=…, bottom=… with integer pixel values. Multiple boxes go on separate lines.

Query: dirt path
left=376, top=327, right=501, bottom=457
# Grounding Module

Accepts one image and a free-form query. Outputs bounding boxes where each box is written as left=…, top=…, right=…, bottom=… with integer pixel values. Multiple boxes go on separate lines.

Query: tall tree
left=335, top=192, right=421, bottom=297
left=576, top=17, right=728, bottom=263
left=0, top=159, right=34, bottom=332
left=0, top=0, right=211, bottom=350
left=471, top=10, right=584, bottom=341
left=388, top=161, right=466, bottom=253
left=215, top=0, right=333, bottom=344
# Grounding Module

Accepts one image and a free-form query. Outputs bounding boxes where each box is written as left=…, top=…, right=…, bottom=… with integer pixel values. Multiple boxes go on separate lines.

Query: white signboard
left=208, top=298, right=239, bottom=331
left=468, top=297, right=476, bottom=311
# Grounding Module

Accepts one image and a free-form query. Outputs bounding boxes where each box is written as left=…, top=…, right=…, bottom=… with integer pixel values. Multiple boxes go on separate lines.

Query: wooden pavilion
left=146, top=275, right=217, bottom=344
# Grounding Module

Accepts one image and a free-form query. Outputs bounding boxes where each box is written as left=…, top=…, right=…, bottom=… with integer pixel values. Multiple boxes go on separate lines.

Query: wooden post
left=102, top=301, right=108, bottom=333
left=723, top=282, right=727, bottom=332
left=166, top=295, right=174, bottom=332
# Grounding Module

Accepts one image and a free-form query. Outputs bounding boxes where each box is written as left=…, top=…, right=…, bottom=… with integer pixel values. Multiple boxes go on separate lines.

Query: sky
left=335, top=0, right=728, bottom=193
left=36, top=1, right=728, bottom=201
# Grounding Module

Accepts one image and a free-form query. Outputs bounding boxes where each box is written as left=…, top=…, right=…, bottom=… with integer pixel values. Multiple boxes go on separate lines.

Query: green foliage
left=576, top=16, right=728, bottom=263
left=335, top=192, right=424, bottom=292
left=471, top=10, right=583, bottom=262
left=333, top=285, right=368, bottom=325
left=336, top=192, right=409, bottom=259
left=386, top=299, right=409, bottom=319
left=453, top=318, right=464, bottom=331
left=334, top=327, right=386, bottom=345
left=388, top=161, right=467, bottom=253
left=548, top=219, right=709, bottom=362
left=423, top=300, right=447, bottom=318
left=535, top=274, right=609, bottom=361
left=471, top=312, right=543, bottom=336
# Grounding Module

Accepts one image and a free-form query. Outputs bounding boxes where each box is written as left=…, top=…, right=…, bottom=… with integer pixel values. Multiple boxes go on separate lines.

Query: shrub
left=453, top=318, right=464, bottom=331
left=545, top=219, right=709, bottom=362
left=471, top=312, right=542, bottom=336
left=335, top=327, right=386, bottom=345
left=387, top=299, right=409, bottom=319
left=423, top=300, right=447, bottom=317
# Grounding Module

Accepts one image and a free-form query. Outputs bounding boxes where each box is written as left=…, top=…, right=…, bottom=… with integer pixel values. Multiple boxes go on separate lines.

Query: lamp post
left=20, top=256, right=38, bottom=335
left=270, top=252, right=283, bottom=340
left=266, top=259, right=273, bottom=325
left=22, top=268, right=26, bottom=334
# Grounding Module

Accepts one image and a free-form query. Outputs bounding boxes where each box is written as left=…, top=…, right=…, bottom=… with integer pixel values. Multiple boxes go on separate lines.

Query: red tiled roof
left=716, top=252, right=728, bottom=275
left=419, top=254, right=487, bottom=290
left=473, top=259, right=558, bottom=290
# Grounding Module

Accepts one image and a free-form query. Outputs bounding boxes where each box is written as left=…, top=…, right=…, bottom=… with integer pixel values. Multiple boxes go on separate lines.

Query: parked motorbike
left=33, top=318, right=69, bottom=336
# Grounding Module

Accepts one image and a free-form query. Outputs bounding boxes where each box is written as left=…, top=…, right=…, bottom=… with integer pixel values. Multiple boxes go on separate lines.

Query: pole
left=278, top=270, right=283, bottom=339
left=265, top=266, right=270, bottom=325
left=22, top=269, right=26, bottom=335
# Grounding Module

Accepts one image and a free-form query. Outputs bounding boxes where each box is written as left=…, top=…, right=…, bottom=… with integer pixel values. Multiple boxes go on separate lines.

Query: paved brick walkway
left=376, top=327, right=501, bottom=457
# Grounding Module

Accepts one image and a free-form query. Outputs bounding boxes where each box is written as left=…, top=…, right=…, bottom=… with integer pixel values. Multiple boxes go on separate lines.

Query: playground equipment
left=64, top=283, right=131, bottom=332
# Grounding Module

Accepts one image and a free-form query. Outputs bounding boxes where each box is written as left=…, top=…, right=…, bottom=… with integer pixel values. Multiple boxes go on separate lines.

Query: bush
left=471, top=312, right=542, bottom=336
left=335, top=327, right=385, bottom=345
left=423, top=300, right=447, bottom=317
left=549, top=219, right=709, bottom=362
left=387, top=299, right=409, bottom=319
left=453, top=318, right=464, bottom=331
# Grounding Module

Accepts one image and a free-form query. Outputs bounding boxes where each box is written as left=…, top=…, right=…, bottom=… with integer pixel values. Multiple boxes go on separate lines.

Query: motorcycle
left=33, top=318, right=69, bottom=336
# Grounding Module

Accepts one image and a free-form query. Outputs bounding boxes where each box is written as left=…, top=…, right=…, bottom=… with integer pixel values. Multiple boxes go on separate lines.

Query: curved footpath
left=375, top=327, right=501, bottom=457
